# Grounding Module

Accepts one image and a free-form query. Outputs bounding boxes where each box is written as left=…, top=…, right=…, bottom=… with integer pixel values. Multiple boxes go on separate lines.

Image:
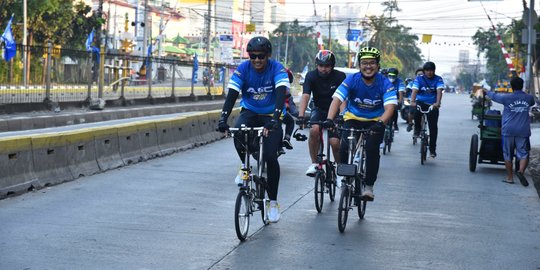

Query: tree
left=269, top=20, right=317, bottom=72
left=362, top=0, right=422, bottom=77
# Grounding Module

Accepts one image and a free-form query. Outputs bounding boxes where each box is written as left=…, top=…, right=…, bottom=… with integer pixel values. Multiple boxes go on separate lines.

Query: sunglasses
left=249, top=53, right=266, bottom=60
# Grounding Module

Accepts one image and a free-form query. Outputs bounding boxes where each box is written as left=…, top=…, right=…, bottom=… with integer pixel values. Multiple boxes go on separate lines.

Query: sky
left=285, top=0, right=528, bottom=74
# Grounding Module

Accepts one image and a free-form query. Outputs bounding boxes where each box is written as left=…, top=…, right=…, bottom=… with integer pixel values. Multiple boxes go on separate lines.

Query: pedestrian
left=485, top=76, right=536, bottom=186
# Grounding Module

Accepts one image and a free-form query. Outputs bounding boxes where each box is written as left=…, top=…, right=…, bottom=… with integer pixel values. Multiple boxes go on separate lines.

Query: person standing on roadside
left=486, top=76, right=535, bottom=186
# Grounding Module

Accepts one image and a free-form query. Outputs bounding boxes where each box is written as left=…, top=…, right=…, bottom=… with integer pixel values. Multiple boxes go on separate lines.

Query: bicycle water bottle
left=353, top=152, right=360, bottom=164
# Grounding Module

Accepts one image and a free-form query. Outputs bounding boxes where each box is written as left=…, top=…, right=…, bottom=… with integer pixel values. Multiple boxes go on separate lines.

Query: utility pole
left=347, top=21, right=351, bottom=68
left=284, top=22, right=290, bottom=66
left=328, top=5, right=332, bottom=50
left=525, top=0, right=535, bottom=94
left=96, top=0, right=104, bottom=48
left=23, top=0, right=27, bottom=86
left=205, top=0, right=212, bottom=63
left=142, top=0, right=148, bottom=57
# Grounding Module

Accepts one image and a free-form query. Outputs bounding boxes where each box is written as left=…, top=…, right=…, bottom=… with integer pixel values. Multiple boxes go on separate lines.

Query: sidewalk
left=529, top=122, right=540, bottom=198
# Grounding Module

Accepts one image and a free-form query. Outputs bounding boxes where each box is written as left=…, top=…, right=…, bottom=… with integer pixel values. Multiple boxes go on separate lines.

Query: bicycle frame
left=230, top=126, right=265, bottom=190
left=417, top=105, right=433, bottom=141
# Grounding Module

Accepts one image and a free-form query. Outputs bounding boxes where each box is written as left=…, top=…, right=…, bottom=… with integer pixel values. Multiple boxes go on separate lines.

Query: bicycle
left=294, top=121, right=337, bottom=213
left=382, top=122, right=394, bottom=155
left=336, top=126, right=371, bottom=233
left=229, top=125, right=268, bottom=241
left=414, top=105, right=433, bottom=165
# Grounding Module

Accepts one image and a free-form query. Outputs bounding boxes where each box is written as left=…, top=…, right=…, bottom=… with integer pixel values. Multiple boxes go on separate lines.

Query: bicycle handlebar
left=416, top=105, right=434, bottom=114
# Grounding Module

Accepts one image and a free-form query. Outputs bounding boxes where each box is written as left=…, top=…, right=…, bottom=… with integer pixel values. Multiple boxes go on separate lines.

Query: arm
left=298, top=93, right=311, bottom=118
left=380, top=104, right=397, bottom=124
left=219, top=89, right=239, bottom=122
left=327, top=97, right=342, bottom=120
left=410, top=89, right=418, bottom=106
left=434, top=88, right=443, bottom=108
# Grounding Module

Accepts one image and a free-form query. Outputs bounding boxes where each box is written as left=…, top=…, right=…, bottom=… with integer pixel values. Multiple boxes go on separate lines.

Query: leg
left=261, top=117, right=283, bottom=201
left=427, top=108, right=439, bottom=154
left=233, top=110, right=258, bottom=163
left=502, top=136, right=515, bottom=181
left=283, top=113, right=294, bottom=141
left=329, top=136, right=341, bottom=164
left=364, top=123, right=384, bottom=186
left=413, top=105, right=421, bottom=136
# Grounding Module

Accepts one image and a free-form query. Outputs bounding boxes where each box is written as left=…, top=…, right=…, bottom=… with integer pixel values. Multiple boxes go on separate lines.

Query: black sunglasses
left=249, top=53, right=266, bottom=60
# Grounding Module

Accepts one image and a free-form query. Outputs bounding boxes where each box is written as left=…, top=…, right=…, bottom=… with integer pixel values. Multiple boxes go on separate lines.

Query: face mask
left=389, top=78, right=396, bottom=83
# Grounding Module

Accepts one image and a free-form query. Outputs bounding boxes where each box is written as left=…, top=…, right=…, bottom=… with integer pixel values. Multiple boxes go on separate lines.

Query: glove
left=217, top=119, right=229, bottom=132
left=296, top=116, right=306, bottom=128
left=370, top=120, right=385, bottom=134
left=264, top=119, right=280, bottom=131
left=322, top=119, right=335, bottom=129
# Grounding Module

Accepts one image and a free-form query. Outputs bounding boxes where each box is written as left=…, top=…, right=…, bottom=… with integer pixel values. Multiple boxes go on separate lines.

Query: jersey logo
left=353, top=97, right=382, bottom=107
left=246, top=86, right=274, bottom=94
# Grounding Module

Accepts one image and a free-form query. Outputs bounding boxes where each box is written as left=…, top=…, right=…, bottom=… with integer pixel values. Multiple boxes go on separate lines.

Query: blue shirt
left=333, top=73, right=397, bottom=121
left=486, top=90, right=535, bottom=137
left=227, top=59, right=290, bottom=114
left=412, top=74, right=445, bottom=104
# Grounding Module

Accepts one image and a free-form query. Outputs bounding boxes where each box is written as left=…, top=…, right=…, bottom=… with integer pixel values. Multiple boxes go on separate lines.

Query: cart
left=469, top=92, right=517, bottom=172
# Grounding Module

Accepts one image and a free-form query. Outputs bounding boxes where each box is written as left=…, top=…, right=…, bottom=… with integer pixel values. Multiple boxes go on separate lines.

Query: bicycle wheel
left=357, top=178, right=367, bottom=219
left=327, top=164, right=336, bottom=202
left=234, top=190, right=251, bottom=241
left=314, top=170, right=325, bottom=213
left=420, top=136, right=427, bottom=165
left=254, top=176, right=268, bottom=225
left=338, top=184, right=351, bottom=233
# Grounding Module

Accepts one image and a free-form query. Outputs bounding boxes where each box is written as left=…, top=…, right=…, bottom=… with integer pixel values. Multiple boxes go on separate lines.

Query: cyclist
left=217, top=36, right=290, bottom=223
left=405, top=68, right=424, bottom=132
left=298, top=50, right=346, bottom=176
left=324, top=47, right=397, bottom=201
left=410, top=61, right=445, bottom=158
left=387, top=67, right=405, bottom=132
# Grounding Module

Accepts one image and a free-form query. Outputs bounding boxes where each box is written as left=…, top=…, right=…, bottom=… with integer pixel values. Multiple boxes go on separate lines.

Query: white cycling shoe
left=305, top=164, right=317, bottom=177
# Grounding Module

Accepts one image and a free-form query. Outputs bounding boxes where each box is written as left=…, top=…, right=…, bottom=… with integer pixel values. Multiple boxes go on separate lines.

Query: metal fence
left=0, top=44, right=233, bottom=104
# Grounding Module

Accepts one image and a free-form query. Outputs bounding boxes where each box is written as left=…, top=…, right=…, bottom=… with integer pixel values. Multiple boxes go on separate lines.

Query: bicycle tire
left=420, top=136, right=427, bottom=165
left=314, top=170, right=324, bottom=213
left=357, top=179, right=367, bottom=219
left=254, top=176, right=268, bottom=225
left=327, top=164, right=336, bottom=202
left=234, top=190, right=250, bottom=241
left=338, top=184, right=351, bottom=233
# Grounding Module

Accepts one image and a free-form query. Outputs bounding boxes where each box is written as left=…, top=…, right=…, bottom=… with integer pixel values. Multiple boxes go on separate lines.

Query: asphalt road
left=1, top=93, right=539, bottom=270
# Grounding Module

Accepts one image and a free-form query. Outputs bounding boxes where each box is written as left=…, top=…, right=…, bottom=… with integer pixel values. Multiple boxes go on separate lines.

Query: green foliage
left=269, top=20, right=317, bottom=72
left=456, top=71, right=474, bottom=91
left=472, top=23, right=514, bottom=85
left=366, top=15, right=422, bottom=78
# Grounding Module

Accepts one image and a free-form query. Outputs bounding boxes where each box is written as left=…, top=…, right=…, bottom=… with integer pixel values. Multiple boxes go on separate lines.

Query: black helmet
left=423, top=61, right=436, bottom=71
left=315, top=50, right=336, bottom=66
left=247, top=36, right=272, bottom=54
left=388, top=67, right=399, bottom=76
left=380, top=68, right=388, bottom=75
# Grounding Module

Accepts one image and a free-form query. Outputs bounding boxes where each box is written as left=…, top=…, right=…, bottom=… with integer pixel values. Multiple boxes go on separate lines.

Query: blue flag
left=86, top=29, right=94, bottom=51
left=86, top=29, right=100, bottom=64
left=192, top=54, right=199, bottom=84
left=1, top=15, right=16, bottom=61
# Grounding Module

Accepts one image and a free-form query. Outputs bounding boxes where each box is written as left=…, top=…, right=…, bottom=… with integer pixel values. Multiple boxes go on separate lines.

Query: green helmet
left=358, top=47, right=381, bottom=62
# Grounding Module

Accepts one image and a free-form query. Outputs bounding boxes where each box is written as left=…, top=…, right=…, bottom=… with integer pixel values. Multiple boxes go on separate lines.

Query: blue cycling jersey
left=411, top=74, right=445, bottom=104
left=227, top=59, right=290, bottom=114
left=333, top=72, right=398, bottom=121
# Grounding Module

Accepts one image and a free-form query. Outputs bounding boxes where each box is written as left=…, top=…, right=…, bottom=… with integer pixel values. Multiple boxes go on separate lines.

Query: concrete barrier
left=170, top=116, right=195, bottom=151
left=155, top=118, right=178, bottom=156
left=63, top=130, right=100, bottom=178
left=0, top=136, right=38, bottom=198
left=117, top=123, right=145, bottom=165
left=93, top=127, right=124, bottom=171
left=137, top=121, right=162, bottom=159
left=0, top=109, right=238, bottom=199
left=31, top=133, right=74, bottom=187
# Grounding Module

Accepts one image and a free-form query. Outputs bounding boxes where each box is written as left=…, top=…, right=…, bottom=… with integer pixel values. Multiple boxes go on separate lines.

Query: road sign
left=219, top=35, right=233, bottom=42
left=246, top=24, right=256, bottom=32
left=347, top=29, right=362, bottom=41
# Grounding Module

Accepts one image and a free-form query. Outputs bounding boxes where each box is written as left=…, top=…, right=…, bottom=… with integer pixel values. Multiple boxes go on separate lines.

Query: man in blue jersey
left=411, top=61, right=444, bottom=158
left=387, top=67, right=405, bottom=132
left=323, top=47, right=397, bottom=201
left=485, top=76, right=536, bottom=186
left=217, top=36, right=290, bottom=222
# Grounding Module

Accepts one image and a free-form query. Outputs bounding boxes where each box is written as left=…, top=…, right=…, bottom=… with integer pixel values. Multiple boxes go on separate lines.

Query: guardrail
left=0, top=109, right=239, bottom=199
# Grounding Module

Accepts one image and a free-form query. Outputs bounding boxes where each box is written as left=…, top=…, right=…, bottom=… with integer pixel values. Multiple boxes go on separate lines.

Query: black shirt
left=303, top=69, right=346, bottom=112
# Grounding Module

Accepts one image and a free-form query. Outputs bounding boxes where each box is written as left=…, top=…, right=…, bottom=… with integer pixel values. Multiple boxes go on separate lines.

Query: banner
left=1, top=15, right=16, bottom=61
left=421, top=34, right=433, bottom=43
